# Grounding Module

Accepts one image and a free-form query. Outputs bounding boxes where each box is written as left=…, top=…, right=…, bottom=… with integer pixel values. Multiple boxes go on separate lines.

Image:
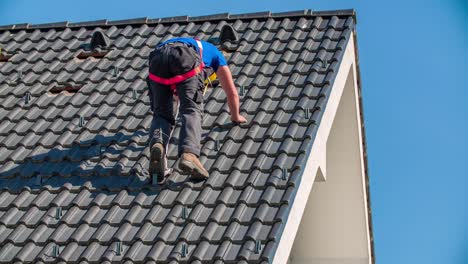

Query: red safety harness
left=148, top=39, right=204, bottom=94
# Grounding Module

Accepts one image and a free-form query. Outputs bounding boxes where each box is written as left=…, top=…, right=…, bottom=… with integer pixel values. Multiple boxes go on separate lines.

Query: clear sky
left=1, top=0, right=467, bottom=263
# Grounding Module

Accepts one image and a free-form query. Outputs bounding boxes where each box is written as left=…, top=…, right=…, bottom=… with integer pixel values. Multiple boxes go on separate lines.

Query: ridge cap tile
left=107, top=17, right=149, bottom=26
left=69, top=19, right=108, bottom=28
left=229, top=11, right=272, bottom=20
left=29, top=21, right=69, bottom=30
left=271, top=9, right=310, bottom=17
left=189, top=13, right=230, bottom=22
left=159, top=15, right=189, bottom=23
left=13, top=23, right=31, bottom=30
left=312, top=8, right=356, bottom=17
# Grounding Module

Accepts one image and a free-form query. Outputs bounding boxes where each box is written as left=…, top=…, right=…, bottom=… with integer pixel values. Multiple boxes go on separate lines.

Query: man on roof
left=147, top=36, right=247, bottom=184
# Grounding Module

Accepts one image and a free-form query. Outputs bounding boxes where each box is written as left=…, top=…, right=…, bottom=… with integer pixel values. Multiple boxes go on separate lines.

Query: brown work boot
left=179, top=152, right=209, bottom=180
left=149, top=142, right=166, bottom=183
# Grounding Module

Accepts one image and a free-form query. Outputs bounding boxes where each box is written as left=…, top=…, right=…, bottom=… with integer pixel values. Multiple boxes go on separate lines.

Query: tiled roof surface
left=0, top=10, right=355, bottom=263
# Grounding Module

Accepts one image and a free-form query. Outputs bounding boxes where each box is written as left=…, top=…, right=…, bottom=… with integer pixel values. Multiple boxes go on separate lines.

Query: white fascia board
left=272, top=33, right=372, bottom=264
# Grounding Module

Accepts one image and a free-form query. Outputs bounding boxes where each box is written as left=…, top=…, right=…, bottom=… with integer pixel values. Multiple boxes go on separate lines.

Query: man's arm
left=216, top=65, right=247, bottom=123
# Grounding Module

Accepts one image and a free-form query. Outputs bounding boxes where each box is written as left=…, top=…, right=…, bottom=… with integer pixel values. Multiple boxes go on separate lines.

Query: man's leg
left=148, top=81, right=176, bottom=182
left=177, top=74, right=204, bottom=156
left=149, top=81, right=176, bottom=147
left=177, top=74, right=209, bottom=180
left=161, top=43, right=209, bottom=180
left=148, top=47, right=177, bottom=182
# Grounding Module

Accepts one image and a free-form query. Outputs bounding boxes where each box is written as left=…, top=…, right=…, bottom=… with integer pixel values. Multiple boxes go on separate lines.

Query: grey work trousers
left=148, top=42, right=205, bottom=157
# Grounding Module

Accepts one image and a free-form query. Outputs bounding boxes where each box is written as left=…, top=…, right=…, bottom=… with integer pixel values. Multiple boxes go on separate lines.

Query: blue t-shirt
left=158, top=38, right=227, bottom=71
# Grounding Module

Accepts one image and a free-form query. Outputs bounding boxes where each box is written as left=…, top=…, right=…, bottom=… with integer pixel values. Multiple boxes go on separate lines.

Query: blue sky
left=1, top=0, right=467, bottom=263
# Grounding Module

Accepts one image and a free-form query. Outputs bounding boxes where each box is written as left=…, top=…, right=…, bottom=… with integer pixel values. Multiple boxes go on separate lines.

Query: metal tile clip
left=181, top=206, right=188, bottom=220
left=282, top=168, right=288, bottom=181
left=52, top=244, right=60, bottom=257
left=112, top=66, right=120, bottom=77
left=304, top=108, right=311, bottom=119
left=181, top=243, right=188, bottom=257
left=116, top=241, right=123, bottom=256
left=240, top=85, right=245, bottom=96
left=79, top=116, right=85, bottom=127
left=24, top=92, right=31, bottom=104
left=322, top=58, right=328, bottom=69
left=255, top=240, right=262, bottom=254
left=17, top=71, right=23, bottom=81
left=55, top=207, right=62, bottom=220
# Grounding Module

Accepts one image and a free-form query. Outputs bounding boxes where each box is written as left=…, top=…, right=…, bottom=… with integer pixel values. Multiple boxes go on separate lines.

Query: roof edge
left=0, top=9, right=356, bottom=32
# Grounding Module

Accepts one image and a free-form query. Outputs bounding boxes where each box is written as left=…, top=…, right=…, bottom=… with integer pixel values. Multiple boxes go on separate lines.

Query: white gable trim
left=272, top=33, right=373, bottom=264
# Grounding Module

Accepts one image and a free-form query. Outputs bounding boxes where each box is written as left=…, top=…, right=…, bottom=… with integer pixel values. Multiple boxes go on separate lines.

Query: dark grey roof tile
left=216, top=241, right=241, bottom=261
left=58, top=242, right=81, bottom=262
left=49, top=223, right=75, bottom=243
left=69, top=223, right=95, bottom=242
left=9, top=190, right=35, bottom=209
left=144, top=204, right=171, bottom=224
left=145, top=241, right=173, bottom=261
left=13, top=242, right=41, bottom=263
left=209, top=203, right=233, bottom=223
left=122, top=240, right=150, bottom=262
left=17, top=207, right=42, bottom=227
left=77, top=241, right=106, bottom=262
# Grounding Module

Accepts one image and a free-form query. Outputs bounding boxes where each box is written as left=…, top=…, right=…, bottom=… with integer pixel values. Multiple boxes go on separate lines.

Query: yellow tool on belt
left=203, top=72, right=218, bottom=95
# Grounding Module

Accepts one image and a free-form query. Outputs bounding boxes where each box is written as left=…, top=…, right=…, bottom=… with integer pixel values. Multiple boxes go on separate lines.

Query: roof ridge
left=0, top=9, right=356, bottom=31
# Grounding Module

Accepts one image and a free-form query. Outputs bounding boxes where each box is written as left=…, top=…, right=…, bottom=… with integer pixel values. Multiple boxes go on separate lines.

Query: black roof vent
left=90, top=30, right=109, bottom=50
left=220, top=25, right=239, bottom=52
left=77, top=30, right=110, bottom=59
